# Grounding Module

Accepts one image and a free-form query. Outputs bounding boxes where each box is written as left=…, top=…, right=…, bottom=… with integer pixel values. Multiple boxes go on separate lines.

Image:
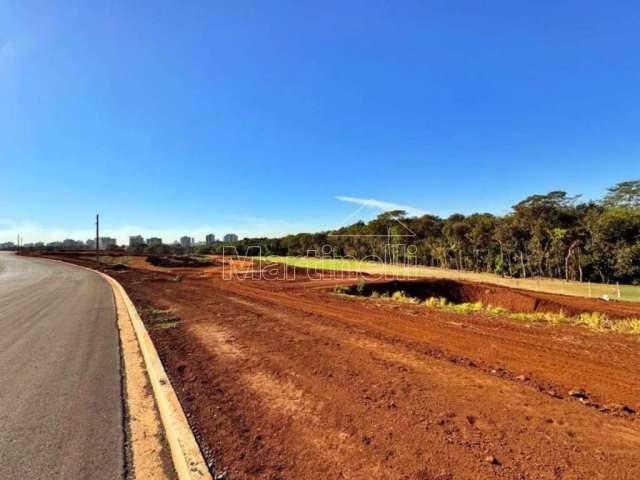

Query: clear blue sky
left=1, top=1, right=639, bottom=243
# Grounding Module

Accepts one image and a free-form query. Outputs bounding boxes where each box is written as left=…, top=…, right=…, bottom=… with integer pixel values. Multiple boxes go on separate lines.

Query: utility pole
left=96, top=214, right=100, bottom=266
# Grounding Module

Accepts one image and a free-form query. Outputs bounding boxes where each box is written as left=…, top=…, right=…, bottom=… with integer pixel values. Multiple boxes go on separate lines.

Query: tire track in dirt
left=187, top=318, right=386, bottom=478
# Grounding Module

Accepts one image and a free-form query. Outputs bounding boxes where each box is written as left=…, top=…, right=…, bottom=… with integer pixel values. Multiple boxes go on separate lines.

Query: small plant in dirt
left=485, top=305, right=509, bottom=316
left=174, top=274, right=183, bottom=283
left=424, top=297, right=444, bottom=307
left=334, top=285, right=352, bottom=295
left=156, top=321, right=180, bottom=330
left=445, top=302, right=484, bottom=314
left=611, top=318, right=640, bottom=334
left=508, top=311, right=569, bottom=324
left=356, top=278, right=366, bottom=295
left=576, top=312, right=611, bottom=330
left=391, top=291, right=420, bottom=304
left=391, top=290, right=405, bottom=301
left=144, top=308, right=180, bottom=327
left=424, top=297, right=483, bottom=314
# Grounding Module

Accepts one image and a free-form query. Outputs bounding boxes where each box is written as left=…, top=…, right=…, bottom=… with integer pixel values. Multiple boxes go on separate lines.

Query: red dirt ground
left=37, top=253, right=640, bottom=479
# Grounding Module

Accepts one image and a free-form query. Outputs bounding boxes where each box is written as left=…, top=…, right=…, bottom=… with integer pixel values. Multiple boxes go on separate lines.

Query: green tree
left=602, top=180, right=640, bottom=209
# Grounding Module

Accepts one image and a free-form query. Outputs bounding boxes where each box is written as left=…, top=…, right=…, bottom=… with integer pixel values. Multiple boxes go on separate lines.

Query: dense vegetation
left=206, top=180, right=640, bottom=285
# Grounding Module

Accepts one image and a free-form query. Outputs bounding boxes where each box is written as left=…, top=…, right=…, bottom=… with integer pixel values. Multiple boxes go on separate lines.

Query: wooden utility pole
left=96, top=214, right=100, bottom=266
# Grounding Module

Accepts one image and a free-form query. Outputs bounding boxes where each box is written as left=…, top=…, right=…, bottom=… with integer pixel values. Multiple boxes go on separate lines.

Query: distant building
left=86, top=239, right=96, bottom=249
left=129, top=235, right=145, bottom=247
left=223, top=233, right=238, bottom=243
left=62, top=239, right=84, bottom=249
left=99, top=237, right=117, bottom=250
left=180, top=236, right=194, bottom=249
left=146, top=237, right=163, bottom=247
left=205, top=233, right=216, bottom=245
left=0, top=242, right=15, bottom=250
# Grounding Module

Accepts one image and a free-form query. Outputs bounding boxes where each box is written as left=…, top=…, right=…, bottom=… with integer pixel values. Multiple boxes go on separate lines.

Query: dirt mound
left=146, top=255, right=217, bottom=268
left=108, top=263, right=130, bottom=271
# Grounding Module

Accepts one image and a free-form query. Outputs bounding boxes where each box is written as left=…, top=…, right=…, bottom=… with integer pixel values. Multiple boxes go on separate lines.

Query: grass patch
left=611, top=318, right=640, bottom=334
left=575, top=312, right=611, bottom=330
left=424, top=297, right=449, bottom=308
left=444, top=302, right=484, bottom=314
left=391, top=290, right=420, bottom=304
left=485, top=305, right=509, bottom=316
left=508, top=311, right=570, bottom=324
left=424, top=296, right=483, bottom=314
left=144, top=307, right=180, bottom=327
left=156, top=321, right=180, bottom=330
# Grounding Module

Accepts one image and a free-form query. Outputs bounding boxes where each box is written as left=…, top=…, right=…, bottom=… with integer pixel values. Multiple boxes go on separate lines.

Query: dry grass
left=508, top=311, right=571, bottom=324
left=611, top=318, right=640, bottom=334
left=143, top=308, right=180, bottom=330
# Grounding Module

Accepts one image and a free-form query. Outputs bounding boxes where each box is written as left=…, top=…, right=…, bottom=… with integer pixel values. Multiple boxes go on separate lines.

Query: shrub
left=576, top=312, right=611, bottom=330
left=391, top=290, right=405, bottom=301
left=391, top=291, right=420, bottom=304
left=334, top=285, right=351, bottom=295
left=611, top=318, right=640, bottom=334
left=424, top=297, right=440, bottom=307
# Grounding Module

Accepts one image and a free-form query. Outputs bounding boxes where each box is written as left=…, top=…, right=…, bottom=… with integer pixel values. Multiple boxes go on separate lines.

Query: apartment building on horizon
left=223, top=233, right=238, bottom=243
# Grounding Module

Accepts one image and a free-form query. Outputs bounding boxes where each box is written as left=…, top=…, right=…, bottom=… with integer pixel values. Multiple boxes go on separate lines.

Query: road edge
left=99, top=271, right=213, bottom=480
left=110, top=272, right=176, bottom=480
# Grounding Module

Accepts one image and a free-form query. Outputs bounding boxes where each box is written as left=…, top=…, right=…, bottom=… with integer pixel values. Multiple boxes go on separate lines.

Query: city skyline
left=1, top=230, right=240, bottom=249
left=3, top=2, right=639, bottom=244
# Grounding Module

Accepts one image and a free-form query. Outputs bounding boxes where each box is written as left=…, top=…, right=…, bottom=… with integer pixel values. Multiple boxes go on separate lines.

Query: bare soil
left=36, top=253, right=640, bottom=479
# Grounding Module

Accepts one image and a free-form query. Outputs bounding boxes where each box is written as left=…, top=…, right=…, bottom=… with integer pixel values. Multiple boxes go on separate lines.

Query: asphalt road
left=0, top=252, right=124, bottom=480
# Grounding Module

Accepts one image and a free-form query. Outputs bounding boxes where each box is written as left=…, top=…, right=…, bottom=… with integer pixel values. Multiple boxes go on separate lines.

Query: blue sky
left=1, top=1, right=639, bottom=243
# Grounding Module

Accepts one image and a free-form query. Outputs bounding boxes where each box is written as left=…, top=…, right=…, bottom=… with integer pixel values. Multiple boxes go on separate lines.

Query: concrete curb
left=99, top=272, right=212, bottom=480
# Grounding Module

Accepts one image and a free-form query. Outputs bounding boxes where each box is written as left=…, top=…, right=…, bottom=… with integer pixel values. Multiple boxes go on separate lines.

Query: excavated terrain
left=38, top=253, right=640, bottom=479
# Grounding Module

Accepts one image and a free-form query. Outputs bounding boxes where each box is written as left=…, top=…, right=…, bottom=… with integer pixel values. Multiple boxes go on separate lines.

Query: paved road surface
left=0, top=252, right=124, bottom=479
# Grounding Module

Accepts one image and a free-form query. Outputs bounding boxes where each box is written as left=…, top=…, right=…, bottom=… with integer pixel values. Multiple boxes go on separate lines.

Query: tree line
left=205, top=180, right=640, bottom=285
